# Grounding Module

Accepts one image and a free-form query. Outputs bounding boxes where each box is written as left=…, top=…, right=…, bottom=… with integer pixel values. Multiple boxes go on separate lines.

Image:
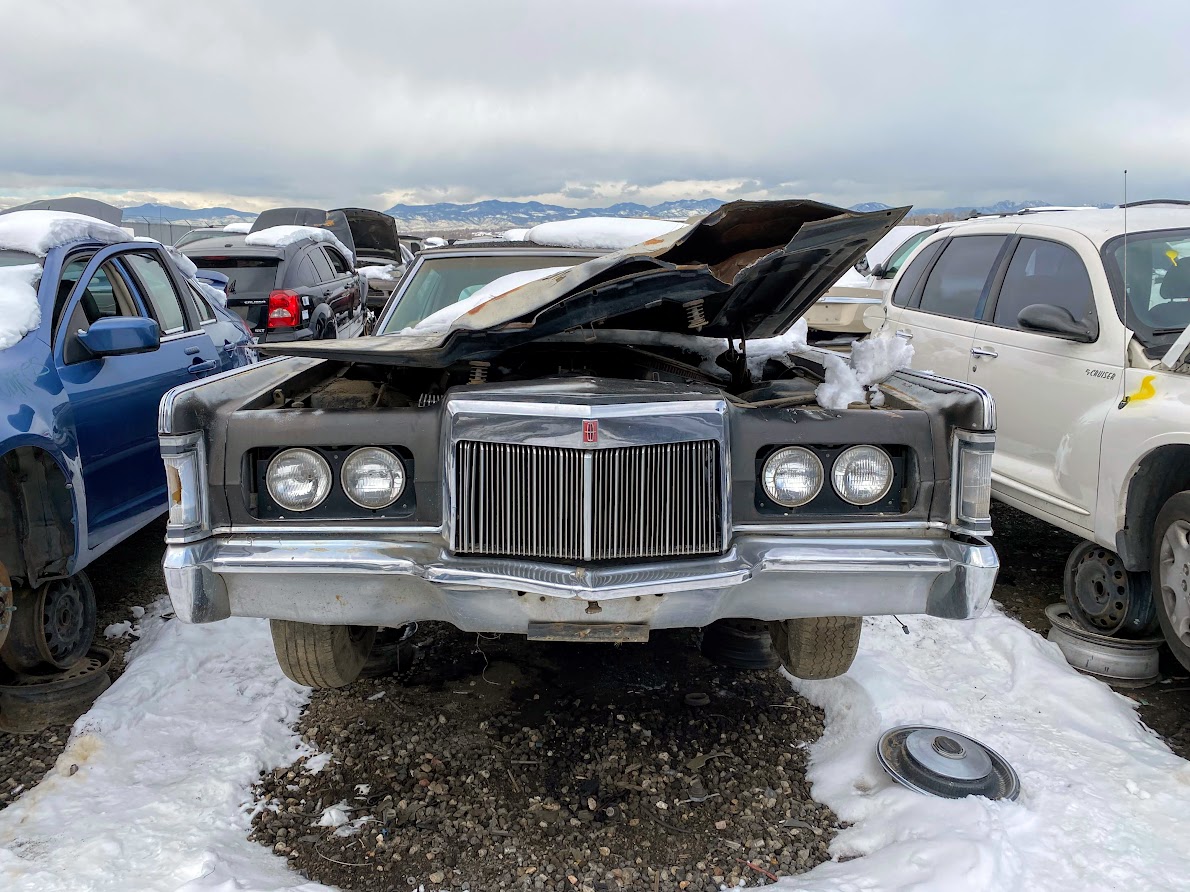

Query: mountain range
left=110, top=198, right=1113, bottom=231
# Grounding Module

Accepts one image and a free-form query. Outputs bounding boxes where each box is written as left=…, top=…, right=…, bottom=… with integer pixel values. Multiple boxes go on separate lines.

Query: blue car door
left=55, top=246, right=221, bottom=549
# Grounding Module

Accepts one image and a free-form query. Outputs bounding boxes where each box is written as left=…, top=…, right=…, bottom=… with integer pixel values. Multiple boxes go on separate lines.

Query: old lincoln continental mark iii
left=158, top=200, right=999, bottom=688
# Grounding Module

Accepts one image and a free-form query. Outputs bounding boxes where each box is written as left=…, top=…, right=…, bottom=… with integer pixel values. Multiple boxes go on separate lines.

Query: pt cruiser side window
left=991, top=238, right=1096, bottom=331
left=917, top=235, right=1007, bottom=320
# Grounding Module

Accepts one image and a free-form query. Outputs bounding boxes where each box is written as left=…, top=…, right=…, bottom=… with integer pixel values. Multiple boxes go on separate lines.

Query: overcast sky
left=1, top=0, right=1187, bottom=212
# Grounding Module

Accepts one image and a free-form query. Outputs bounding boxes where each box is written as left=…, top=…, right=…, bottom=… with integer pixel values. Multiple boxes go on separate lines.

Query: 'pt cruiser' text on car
left=158, top=200, right=999, bottom=689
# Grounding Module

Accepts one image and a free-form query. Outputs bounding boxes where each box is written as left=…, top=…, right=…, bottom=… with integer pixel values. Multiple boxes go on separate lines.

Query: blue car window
left=53, top=253, right=95, bottom=325
left=80, top=264, right=133, bottom=325
left=125, top=253, right=187, bottom=335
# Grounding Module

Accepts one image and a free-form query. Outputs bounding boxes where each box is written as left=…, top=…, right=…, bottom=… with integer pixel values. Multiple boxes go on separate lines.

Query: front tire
left=1153, top=492, right=1190, bottom=672
left=270, top=620, right=375, bottom=688
left=769, top=616, right=861, bottom=680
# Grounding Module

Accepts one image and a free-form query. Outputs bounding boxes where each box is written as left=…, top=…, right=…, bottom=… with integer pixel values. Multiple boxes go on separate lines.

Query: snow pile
left=358, top=263, right=401, bottom=283
left=245, top=225, right=353, bottom=263
left=524, top=217, right=684, bottom=250
left=165, top=244, right=198, bottom=278
left=745, top=325, right=913, bottom=410
left=422, top=236, right=448, bottom=249
left=409, top=266, right=570, bottom=333
left=813, top=332, right=914, bottom=410
left=0, top=210, right=128, bottom=256
left=0, top=264, right=42, bottom=350
left=0, top=602, right=328, bottom=892
left=502, top=228, right=529, bottom=241
left=223, top=221, right=253, bottom=233
left=783, top=607, right=1190, bottom=891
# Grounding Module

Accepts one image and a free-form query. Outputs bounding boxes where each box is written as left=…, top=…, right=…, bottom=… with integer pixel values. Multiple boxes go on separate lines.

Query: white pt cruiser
left=868, top=202, right=1190, bottom=670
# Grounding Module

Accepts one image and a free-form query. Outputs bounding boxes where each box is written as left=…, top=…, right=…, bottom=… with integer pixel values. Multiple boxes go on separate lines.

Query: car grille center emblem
left=583, top=420, right=598, bottom=443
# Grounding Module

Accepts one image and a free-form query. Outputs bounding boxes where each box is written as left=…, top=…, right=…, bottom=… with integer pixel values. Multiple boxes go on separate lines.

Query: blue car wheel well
left=0, top=447, right=76, bottom=587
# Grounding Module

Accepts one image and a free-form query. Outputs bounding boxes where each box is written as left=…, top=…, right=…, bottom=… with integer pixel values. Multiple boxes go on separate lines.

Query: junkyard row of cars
left=3, top=195, right=1190, bottom=732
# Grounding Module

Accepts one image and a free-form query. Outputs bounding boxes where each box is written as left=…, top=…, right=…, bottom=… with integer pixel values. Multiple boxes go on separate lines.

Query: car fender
left=1101, top=368, right=1190, bottom=565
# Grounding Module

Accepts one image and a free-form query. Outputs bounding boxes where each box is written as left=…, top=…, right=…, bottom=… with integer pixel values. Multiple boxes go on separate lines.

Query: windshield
left=0, top=249, right=40, bottom=269
left=174, top=229, right=226, bottom=249
left=884, top=229, right=935, bottom=275
left=1103, top=228, right=1190, bottom=350
left=382, top=253, right=589, bottom=333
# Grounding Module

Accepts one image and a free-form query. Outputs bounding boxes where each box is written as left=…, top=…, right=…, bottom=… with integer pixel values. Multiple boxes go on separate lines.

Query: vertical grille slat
left=453, top=439, right=721, bottom=561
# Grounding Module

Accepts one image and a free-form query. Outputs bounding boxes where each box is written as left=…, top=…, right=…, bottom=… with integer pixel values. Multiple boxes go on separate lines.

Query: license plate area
left=526, top=622, right=649, bottom=643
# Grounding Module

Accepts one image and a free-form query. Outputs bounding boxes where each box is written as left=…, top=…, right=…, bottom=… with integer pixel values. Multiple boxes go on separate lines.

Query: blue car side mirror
left=77, top=316, right=161, bottom=357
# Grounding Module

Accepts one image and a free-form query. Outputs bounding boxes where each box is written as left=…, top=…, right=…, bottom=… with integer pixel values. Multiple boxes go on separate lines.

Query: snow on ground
left=245, top=226, right=354, bottom=263
left=783, top=606, right=1190, bottom=891
left=0, top=602, right=328, bottom=892
left=524, top=217, right=684, bottom=250
left=0, top=264, right=42, bottom=350
left=0, top=210, right=129, bottom=256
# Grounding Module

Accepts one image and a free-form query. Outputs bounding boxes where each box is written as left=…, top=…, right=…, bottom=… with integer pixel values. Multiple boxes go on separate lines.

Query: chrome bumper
left=163, top=533, right=998, bottom=633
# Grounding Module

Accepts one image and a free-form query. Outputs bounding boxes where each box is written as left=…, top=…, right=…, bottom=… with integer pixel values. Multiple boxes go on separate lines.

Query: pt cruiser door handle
left=895, top=329, right=914, bottom=340
left=971, top=347, right=999, bottom=359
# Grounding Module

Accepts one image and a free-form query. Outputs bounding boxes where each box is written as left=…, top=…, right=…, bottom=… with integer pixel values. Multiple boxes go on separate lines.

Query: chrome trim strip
left=159, top=355, right=290, bottom=434
left=816, top=296, right=882, bottom=305
left=890, top=368, right=997, bottom=431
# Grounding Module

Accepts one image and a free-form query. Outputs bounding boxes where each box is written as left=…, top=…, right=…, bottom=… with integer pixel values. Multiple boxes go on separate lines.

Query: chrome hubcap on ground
left=1158, top=519, right=1190, bottom=647
left=878, top=725, right=1020, bottom=800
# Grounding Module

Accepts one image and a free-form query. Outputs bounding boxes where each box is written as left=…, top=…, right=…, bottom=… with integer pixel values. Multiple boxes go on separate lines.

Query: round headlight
left=832, top=445, right=894, bottom=505
left=762, top=446, right=824, bottom=507
left=266, top=448, right=332, bottom=512
left=341, top=447, right=406, bottom=510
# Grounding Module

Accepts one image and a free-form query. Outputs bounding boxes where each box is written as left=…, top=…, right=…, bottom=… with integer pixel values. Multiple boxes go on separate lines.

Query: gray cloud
left=0, top=0, right=1187, bottom=210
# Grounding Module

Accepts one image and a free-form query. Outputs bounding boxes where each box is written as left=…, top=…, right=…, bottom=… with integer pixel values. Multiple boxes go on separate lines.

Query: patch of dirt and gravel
left=0, top=518, right=165, bottom=810
left=251, top=625, right=837, bottom=891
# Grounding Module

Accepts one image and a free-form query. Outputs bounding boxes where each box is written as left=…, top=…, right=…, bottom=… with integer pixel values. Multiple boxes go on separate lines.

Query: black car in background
left=181, top=231, right=362, bottom=342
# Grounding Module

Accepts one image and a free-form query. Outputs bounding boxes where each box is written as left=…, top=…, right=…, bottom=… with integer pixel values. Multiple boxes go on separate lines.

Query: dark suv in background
left=181, top=229, right=361, bottom=342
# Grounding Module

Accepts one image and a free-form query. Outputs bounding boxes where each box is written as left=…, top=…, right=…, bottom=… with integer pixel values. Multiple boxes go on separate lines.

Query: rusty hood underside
left=261, top=198, right=909, bottom=367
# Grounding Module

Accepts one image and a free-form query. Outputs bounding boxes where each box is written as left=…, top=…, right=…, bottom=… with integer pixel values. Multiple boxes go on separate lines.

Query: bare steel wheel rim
left=40, top=576, right=97, bottom=667
left=1064, top=541, right=1152, bottom=636
left=1158, top=519, right=1190, bottom=647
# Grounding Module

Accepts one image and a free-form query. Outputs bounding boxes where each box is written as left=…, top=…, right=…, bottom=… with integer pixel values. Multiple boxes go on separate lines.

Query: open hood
left=261, top=199, right=908, bottom=367
left=0, top=197, right=124, bottom=226
left=249, top=207, right=356, bottom=259
left=332, top=207, right=402, bottom=264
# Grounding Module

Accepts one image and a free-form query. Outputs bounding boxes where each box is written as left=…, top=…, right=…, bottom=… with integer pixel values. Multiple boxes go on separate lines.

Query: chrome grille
left=453, top=440, right=721, bottom=561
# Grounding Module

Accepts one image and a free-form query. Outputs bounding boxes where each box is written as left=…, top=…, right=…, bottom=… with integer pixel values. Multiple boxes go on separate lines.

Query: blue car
left=0, top=213, right=256, bottom=674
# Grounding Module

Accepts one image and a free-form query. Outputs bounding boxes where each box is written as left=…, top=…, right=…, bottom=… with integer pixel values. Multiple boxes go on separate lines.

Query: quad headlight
left=341, top=447, right=406, bottom=509
left=831, top=445, right=894, bottom=505
left=266, top=448, right=332, bottom=512
left=762, top=446, right=824, bottom=507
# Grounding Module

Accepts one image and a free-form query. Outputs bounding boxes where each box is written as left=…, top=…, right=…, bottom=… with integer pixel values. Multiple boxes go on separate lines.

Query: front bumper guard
left=163, top=533, right=998, bottom=633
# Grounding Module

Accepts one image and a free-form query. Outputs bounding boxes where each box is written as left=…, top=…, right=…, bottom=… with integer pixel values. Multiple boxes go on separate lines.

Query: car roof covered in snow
left=0, top=209, right=130, bottom=256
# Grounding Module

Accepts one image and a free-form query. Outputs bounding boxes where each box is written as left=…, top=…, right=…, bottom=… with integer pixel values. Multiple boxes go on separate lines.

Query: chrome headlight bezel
left=761, top=446, right=825, bottom=508
left=831, top=445, right=895, bottom=506
left=341, top=447, right=406, bottom=510
left=265, top=447, right=333, bottom=513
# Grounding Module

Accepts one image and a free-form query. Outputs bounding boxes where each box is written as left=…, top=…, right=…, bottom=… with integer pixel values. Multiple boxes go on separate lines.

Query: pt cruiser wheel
left=769, top=616, right=861, bottom=680
left=269, top=620, right=376, bottom=689
left=1063, top=541, right=1156, bottom=638
left=1154, top=492, right=1190, bottom=672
